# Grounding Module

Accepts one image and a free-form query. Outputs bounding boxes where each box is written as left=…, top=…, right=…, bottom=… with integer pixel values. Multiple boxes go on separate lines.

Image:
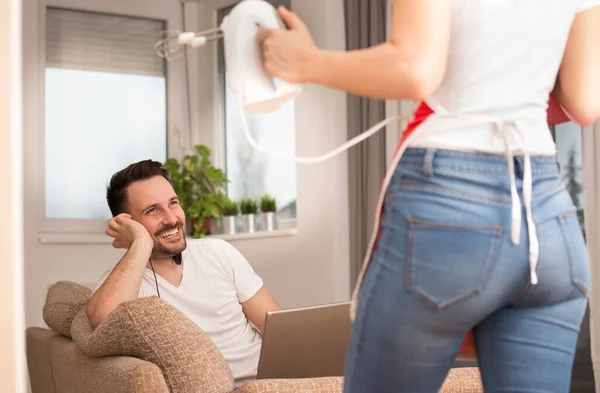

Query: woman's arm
left=554, top=6, right=600, bottom=126
left=258, top=0, right=451, bottom=101
left=309, top=0, right=450, bottom=101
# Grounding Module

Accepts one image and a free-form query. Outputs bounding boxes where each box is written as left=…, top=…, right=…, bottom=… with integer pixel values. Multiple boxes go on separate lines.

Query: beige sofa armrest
left=70, top=296, right=235, bottom=393
left=49, top=335, right=169, bottom=393
left=235, top=377, right=343, bottom=393
left=26, top=327, right=60, bottom=393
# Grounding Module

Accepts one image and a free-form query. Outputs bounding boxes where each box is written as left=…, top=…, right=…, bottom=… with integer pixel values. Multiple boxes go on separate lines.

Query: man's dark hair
left=106, top=160, right=171, bottom=217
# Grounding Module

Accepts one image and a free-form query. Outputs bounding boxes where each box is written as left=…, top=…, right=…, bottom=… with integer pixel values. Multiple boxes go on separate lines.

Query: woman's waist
left=397, top=148, right=560, bottom=178
left=405, top=121, right=557, bottom=156
left=401, top=101, right=557, bottom=156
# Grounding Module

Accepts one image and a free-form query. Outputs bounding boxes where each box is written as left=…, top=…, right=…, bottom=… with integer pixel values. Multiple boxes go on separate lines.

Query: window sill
left=37, top=228, right=298, bottom=245
left=214, top=228, right=297, bottom=242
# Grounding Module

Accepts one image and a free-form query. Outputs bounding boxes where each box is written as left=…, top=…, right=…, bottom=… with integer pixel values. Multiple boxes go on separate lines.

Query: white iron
left=220, top=0, right=302, bottom=114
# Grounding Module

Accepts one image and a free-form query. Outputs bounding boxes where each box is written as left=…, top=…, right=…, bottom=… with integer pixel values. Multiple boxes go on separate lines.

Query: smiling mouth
left=159, top=227, right=180, bottom=239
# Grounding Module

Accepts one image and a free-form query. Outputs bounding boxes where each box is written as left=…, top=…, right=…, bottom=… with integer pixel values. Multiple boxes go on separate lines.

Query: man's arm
left=241, top=287, right=282, bottom=333
left=217, top=240, right=282, bottom=332
left=85, top=214, right=153, bottom=329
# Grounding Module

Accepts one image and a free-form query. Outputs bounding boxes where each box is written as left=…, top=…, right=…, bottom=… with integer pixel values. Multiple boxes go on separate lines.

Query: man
left=86, top=159, right=282, bottom=387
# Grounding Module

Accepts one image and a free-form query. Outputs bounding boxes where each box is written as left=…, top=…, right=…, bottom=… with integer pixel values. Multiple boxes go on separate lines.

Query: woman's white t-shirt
left=410, top=0, right=600, bottom=155
left=97, top=238, right=264, bottom=387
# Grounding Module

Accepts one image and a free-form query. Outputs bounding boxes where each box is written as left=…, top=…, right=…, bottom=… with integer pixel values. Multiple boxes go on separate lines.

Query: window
left=550, top=122, right=585, bottom=231
left=44, top=8, right=168, bottom=220
left=550, top=121, right=594, bottom=391
left=217, top=0, right=297, bottom=221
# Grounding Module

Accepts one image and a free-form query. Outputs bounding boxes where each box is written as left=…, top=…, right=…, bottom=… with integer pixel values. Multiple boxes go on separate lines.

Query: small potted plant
left=221, top=197, right=239, bottom=235
left=240, top=198, right=258, bottom=233
left=163, top=145, right=228, bottom=238
left=259, top=194, right=277, bottom=232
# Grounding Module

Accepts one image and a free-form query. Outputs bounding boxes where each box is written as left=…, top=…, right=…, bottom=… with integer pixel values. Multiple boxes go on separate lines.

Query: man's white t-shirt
left=96, top=238, right=264, bottom=387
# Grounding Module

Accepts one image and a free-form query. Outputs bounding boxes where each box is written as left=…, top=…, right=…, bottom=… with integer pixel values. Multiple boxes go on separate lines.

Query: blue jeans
left=344, top=148, right=590, bottom=393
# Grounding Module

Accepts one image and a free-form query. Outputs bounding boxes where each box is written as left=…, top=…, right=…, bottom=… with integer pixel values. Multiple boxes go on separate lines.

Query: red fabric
left=547, top=92, right=575, bottom=125
left=460, top=330, right=477, bottom=358
left=395, top=102, right=435, bottom=157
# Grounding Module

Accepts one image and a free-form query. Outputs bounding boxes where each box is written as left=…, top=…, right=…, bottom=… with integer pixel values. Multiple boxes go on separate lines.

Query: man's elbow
left=85, top=301, right=108, bottom=329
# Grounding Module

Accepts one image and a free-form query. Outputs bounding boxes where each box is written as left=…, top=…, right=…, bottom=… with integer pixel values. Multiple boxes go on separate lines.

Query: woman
left=259, top=1, right=600, bottom=392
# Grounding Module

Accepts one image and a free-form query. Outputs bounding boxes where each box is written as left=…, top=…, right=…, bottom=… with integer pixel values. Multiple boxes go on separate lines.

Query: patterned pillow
left=43, top=281, right=92, bottom=338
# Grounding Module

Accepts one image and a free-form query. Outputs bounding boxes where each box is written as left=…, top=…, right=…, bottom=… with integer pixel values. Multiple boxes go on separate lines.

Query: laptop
left=256, top=301, right=353, bottom=380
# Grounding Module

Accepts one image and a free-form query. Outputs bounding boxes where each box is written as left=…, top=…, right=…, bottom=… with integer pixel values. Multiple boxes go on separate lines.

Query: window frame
left=30, top=0, right=196, bottom=236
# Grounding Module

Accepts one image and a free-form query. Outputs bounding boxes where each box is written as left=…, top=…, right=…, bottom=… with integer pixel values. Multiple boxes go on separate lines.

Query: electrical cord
left=237, top=92, right=409, bottom=163
left=149, top=254, right=182, bottom=298
left=149, top=258, right=161, bottom=298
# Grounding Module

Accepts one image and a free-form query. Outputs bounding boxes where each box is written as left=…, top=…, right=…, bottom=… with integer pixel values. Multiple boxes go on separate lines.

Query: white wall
left=23, top=0, right=350, bottom=329
left=1, top=0, right=26, bottom=392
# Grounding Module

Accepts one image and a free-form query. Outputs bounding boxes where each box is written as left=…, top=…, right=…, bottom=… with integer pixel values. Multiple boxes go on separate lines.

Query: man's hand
left=105, top=213, right=152, bottom=249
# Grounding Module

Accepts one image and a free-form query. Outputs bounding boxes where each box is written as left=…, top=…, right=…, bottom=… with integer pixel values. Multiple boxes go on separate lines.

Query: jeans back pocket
left=406, top=217, right=503, bottom=311
left=558, top=211, right=591, bottom=297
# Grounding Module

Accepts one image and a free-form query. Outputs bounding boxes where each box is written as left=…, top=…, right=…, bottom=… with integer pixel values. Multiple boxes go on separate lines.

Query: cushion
left=439, top=368, right=483, bottom=393
left=71, top=296, right=235, bottom=393
left=235, top=377, right=344, bottom=393
left=43, top=281, right=92, bottom=337
left=49, top=334, right=169, bottom=393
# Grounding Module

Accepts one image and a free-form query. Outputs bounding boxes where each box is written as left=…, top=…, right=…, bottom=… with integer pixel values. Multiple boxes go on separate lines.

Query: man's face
left=126, top=176, right=187, bottom=259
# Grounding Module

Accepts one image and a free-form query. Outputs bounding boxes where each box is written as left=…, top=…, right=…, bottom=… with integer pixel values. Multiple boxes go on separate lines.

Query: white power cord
left=237, top=93, right=409, bottom=164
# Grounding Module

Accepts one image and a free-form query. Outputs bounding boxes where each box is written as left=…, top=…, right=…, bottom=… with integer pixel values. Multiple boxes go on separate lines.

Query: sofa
left=26, top=281, right=483, bottom=393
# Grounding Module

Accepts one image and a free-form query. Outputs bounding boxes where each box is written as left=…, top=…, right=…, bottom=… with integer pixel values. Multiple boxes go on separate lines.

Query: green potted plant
left=240, top=198, right=258, bottom=233
left=163, top=144, right=228, bottom=238
left=221, top=197, right=239, bottom=235
left=259, top=194, right=277, bottom=232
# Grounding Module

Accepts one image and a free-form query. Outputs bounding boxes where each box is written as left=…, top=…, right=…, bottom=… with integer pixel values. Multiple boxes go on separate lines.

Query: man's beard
left=151, top=222, right=187, bottom=259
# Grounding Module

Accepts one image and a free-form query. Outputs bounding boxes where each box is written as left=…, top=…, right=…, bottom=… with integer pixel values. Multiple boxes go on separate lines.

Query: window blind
left=46, top=7, right=166, bottom=77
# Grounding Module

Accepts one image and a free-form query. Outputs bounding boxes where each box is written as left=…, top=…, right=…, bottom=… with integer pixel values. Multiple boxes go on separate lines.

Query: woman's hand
left=257, top=6, right=317, bottom=83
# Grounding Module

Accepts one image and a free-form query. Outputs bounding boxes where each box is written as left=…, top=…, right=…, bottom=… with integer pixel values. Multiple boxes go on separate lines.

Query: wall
left=0, top=0, right=26, bottom=392
left=582, top=124, right=600, bottom=392
left=23, top=0, right=350, bottom=329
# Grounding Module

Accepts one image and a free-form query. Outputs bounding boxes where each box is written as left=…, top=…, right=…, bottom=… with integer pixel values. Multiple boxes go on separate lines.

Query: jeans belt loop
left=424, top=149, right=436, bottom=178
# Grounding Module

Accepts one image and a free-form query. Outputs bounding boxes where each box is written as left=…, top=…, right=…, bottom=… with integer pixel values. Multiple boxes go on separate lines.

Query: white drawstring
left=494, top=120, right=539, bottom=285
left=520, top=136, right=540, bottom=285
left=499, top=127, right=522, bottom=246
